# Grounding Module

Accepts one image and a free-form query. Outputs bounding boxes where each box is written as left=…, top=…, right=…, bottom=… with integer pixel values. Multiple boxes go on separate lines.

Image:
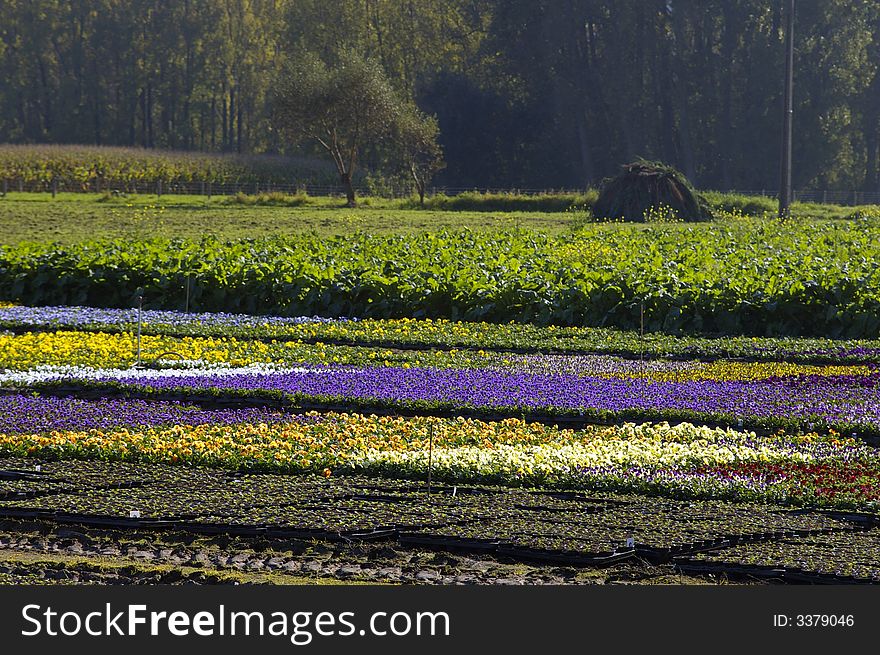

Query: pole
left=136, top=289, right=143, bottom=367
left=778, top=0, right=795, bottom=218
left=427, top=422, right=433, bottom=496
left=640, top=300, right=645, bottom=366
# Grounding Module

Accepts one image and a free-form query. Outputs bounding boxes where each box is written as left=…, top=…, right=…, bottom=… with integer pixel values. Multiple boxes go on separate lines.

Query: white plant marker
left=426, top=422, right=434, bottom=496
left=136, top=289, right=143, bottom=367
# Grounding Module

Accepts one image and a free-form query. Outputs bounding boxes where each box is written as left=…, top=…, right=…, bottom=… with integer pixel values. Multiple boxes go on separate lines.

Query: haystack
left=592, top=160, right=712, bottom=222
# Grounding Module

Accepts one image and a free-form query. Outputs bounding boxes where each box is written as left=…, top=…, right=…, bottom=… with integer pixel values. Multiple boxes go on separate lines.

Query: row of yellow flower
left=0, top=413, right=842, bottom=482
left=616, top=360, right=872, bottom=382
left=0, top=331, right=437, bottom=369
left=0, top=331, right=871, bottom=381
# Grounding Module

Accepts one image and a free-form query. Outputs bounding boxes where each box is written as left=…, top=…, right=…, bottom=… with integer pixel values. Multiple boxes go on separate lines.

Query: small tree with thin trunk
left=396, top=106, right=445, bottom=206
left=273, top=51, right=403, bottom=207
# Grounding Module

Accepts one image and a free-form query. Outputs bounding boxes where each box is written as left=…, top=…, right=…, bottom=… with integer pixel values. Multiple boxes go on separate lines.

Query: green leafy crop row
left=3, top=219, right=880, bottom=337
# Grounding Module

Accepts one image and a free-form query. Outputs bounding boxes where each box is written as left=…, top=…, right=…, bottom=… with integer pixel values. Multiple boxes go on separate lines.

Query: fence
left=1, top=178, right=879, bottom=206
left=720, top=189, right=880, bottom=206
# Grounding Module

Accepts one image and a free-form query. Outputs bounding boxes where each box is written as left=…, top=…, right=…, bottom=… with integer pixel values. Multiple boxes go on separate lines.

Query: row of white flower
left=0, top=362, right=333, bottom=385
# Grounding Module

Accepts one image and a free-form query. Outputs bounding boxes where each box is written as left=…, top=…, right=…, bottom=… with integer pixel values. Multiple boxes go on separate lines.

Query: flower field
left=1, top=304, right=880, bottom=582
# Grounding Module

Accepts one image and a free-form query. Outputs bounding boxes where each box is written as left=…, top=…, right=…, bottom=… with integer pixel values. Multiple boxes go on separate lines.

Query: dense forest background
left=1, top=0, right=878, bottom=191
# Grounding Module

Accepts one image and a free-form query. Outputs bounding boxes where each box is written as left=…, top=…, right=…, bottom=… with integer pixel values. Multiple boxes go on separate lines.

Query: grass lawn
left=2, top=191, right=872, bottom=245
left=0, top=192, right=574, bottom=243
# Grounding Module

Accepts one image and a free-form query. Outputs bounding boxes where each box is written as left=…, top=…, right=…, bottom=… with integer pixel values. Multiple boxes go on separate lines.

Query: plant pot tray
left=398, top=533, right=507, bottom=553
left=495, top=545, right=634, bottom=567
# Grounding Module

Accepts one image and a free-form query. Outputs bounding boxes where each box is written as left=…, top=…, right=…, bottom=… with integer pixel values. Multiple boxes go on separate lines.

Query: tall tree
left=273, top=51, right=407, bottom=206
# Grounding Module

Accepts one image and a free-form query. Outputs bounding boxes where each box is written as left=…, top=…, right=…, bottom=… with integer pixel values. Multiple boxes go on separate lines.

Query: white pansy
left=0, top=362, right=345, bottom=386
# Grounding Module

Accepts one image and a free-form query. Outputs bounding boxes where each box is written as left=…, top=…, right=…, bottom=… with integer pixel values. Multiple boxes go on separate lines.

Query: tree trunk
left=140, top=87, right=148, bottom=147
left=342, top=172, right=356, bottom=207
left=718, top=5, right=738, bottom=189
left=863, top=23, right=880, bottom=192
left=229, top=84, right=236, bottom=152
left=576, top=115, right=595, bottom=186
left=416, top=176, right=425, bottom=206
left=864, top=104, right=878, bottom=192
left=237, top=97, right=243, bottom=153
left=221, top=83, right=228, bottom=150
left=669, top=4, right=696, bottom=183
left=146, top=82, right=154, bottom=148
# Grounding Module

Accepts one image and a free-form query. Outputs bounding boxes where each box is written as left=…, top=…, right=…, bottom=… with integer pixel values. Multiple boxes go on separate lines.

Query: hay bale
left=592, top=160, right=712, bottom=222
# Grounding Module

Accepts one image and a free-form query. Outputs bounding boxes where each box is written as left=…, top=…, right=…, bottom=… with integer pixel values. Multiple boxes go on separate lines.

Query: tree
left=396, top=105, right=444, bottom=206
left=273, top=51, right=405, bottom=206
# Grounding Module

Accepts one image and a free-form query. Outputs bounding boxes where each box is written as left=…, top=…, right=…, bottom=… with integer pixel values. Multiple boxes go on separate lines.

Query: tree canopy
left=1, top=0, right=879, bottom=193
left=273, top=51, right=406, bottom=206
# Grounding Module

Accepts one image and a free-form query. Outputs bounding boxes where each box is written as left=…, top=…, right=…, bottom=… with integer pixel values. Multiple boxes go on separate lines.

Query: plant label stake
left=129, top=510, right=140, bottom=519
left=452, top=486, right=457, bottom=497
left=427, top=423, right=434, bottom=497
left=638, top=300, right=647, bottom=379
left=626, top=537, right=635, bottom=549
left=136, top=289, right=144, bottom=367
left=34, top=465, right=41, bottom=472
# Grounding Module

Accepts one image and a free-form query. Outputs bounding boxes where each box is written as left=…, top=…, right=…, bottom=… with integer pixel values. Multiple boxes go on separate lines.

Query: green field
left=0, top=193, right=572, bottom=242
left=0, top=228, right=876, bottom=336
left=2, top=190, right=877, bottom=245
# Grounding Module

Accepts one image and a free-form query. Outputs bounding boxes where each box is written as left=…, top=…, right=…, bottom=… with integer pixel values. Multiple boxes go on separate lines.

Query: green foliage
left=273, top=50, right=410, bottom=206
left=411, top=191, right=598, bottom=212
left=224, top=191, right=312, bottom=207
left=0, top=193, right=577, bottom=243
left=1, top=1, right=880, bottom=192
left=4, top=219, right=880, bottom=337
left=393, top=105, right=445, bottom=205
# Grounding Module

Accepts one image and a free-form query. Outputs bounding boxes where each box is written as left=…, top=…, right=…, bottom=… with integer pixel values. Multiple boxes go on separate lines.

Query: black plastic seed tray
left=530, top=491, right=632, bottom=506
left=673, top=558, right=877, bottom=585
left=778, top=568, right=877, bottom=585
left=315, top=528, right=398, bottom=543
left=782, top=508, right=880, bottom=527
left=0, top=469, right=57, bottom=482
left=398, top=532, right=508, bottom=552
left=185, top=524, right=398, bottom=543
left=0, top=490, right=69, bottom=501
left=511, top=503, right=607, bottom=515
left=0, top=507, right=50, bottom=520
left=175, top=522, right=270, bottom=537
left=673, top=559, right=786, bottom=581
left=495, top=545, right=634, bottom=567
left=52, top=511, right=183, bottom=525
left=634, top=539, right=731, bottom=564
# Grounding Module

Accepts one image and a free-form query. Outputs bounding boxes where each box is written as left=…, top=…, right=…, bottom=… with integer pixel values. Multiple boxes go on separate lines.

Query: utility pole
left=779, top=0, right=795, bottom=218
